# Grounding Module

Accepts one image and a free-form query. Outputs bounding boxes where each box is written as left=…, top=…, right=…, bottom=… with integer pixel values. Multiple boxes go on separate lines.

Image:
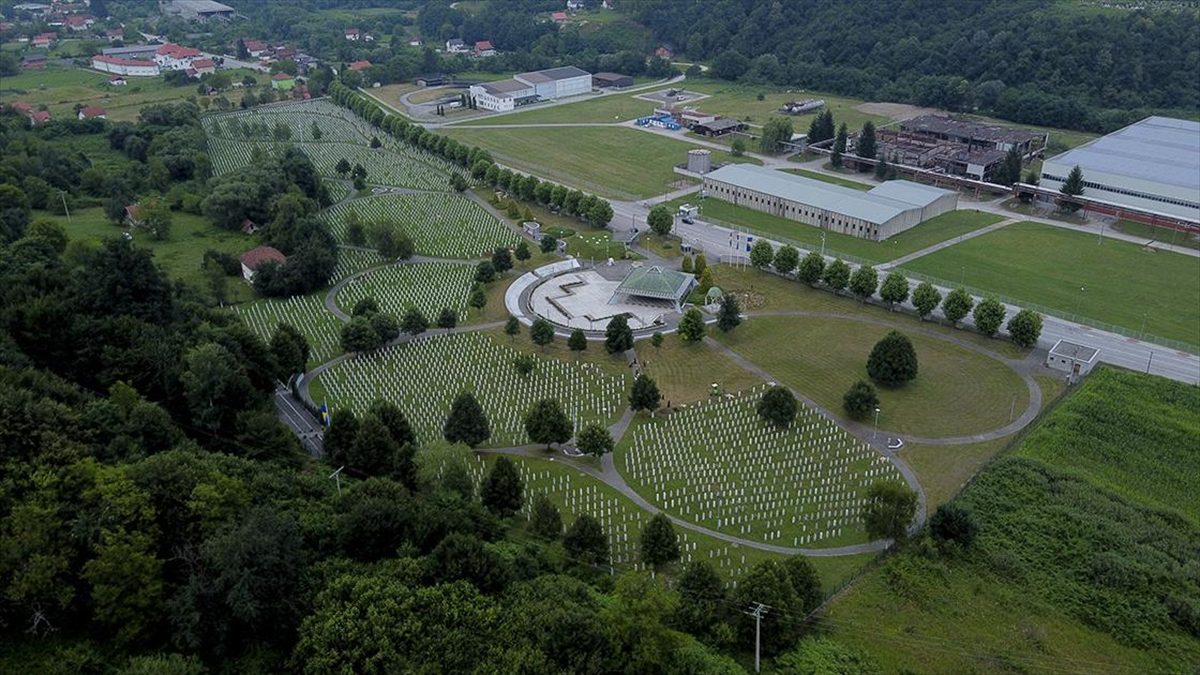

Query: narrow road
left=273, top=384, right=324, bottom=458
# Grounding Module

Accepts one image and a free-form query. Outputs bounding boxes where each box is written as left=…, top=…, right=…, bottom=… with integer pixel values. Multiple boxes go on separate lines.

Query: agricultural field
left=0, top=64, right=261, bottom=122
left=900, top=220, right=1200, bottom=346
left=234, top=293, right=344, bottom=367
left=311, top=331, right=631, bottom=447
left=620, top=386, right=904, bottom=548
left=666, top=194, right=1006, bottom=264
left=334, top=261, right=477, bottom=321
left=324, top=192, right=520, bottom=259
left=715, top=316, right=1029, bottom=438
left=821, top=368, right=1200, bottom=673
left=441, top=126, right=757, bottom=200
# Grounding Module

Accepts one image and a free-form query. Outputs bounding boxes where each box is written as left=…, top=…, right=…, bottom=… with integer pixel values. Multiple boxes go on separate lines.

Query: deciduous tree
left=849, top=264, right=878, bottom=301
left=912, top=281, right=942, bottom=320
left=605, top=314, right=633, bottom=353
left=576, top=422, right=613, bottom=459
left=972, top=297, right=1006, bottom=337
left=879, top=271, right=909, bottom=309
left=773, top=245, right=799, bottom=275
left=822, top=258, right=850, bottom=292
left=716, top=294, right=742, bottom=332
left=640, top=514, right=680, bottom=572
left=757, top=386, right=798, bottom=428
left=862, top=479, right=917, bottom=542
left=842, top=380, right=879, bottom=420
left=942, top=287, right=974, bottom=327
left=749, top=239, right=774, bottom=268
left=1006, top=308, right=1043, bottom=348
left=678, top=308, right=706, bottom=343
left=867, top=331, right=919, bottom=386
left=629, top=374, right=661, bottom=413
left=523, top=398, right=572, bottom=448
left=480, top=456, right=524, bottom=517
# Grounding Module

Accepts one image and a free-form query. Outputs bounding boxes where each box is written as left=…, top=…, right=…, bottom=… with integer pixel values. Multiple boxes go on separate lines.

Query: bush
left=929, top=503, right=977, bottom=551
left=867, top=331, right=918, bottom=386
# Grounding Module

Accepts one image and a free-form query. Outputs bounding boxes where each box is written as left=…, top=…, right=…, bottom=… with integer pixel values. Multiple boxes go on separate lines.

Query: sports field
left=901, top=221, right=1200, bottom=346
left=715, top=316, right=1029, bottom=438
left=666, top=196, right=1005, bottom=263
left=441, top=126, right=757, bottom=199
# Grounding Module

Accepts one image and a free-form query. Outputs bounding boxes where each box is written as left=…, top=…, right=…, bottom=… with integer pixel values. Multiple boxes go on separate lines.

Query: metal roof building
left=1040, top=116, right=1200, bottom=223
left=614, top=266, right=697, bottom=311
left=701, top=165, right=958, bottom=240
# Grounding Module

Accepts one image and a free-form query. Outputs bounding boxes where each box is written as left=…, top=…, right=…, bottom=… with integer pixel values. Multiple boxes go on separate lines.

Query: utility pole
left=328, top=466, right=344, bottom=495
left=745, top=602, right=769, bottom=673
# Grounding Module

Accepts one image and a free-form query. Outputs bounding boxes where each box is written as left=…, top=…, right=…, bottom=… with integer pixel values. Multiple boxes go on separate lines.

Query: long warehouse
left=701, top=164, right=958, bottom=240
left=1040, top=116, right=1200, bottom=223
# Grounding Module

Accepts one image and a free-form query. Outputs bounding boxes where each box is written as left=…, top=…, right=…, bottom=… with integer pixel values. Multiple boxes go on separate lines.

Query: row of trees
left=748, top=240, right=1043, bottom=347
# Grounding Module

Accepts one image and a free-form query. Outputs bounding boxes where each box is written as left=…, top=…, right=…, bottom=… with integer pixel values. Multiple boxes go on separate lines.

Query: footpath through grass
left=818, top=367, right=1200, bottom=674
left=442, top=126, right=756, bottom=200
left=901, top=220, right=1200, bottom=346
left=666, top=195, right=1004, bottom=264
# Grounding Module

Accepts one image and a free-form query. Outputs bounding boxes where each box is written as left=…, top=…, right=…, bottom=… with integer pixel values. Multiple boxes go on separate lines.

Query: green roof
left=615, top=265, right=695, bottom=301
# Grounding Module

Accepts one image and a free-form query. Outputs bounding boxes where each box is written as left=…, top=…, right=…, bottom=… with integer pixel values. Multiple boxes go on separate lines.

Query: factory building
left=1039, top=116, right=1200, bottom=224
left=701, top=165, right=958, bottom=240
left=469, top=66, right=591, bottom=112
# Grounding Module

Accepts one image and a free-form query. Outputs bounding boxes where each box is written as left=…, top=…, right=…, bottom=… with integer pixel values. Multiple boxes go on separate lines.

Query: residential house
left=551, top=11, right=568, bottom=23
left=78, top=106, right=106, bottom=120
left=344, top=27, right=360, bottom=41
left=191, top=58, right=215, bottom=75
left=105, top=28, right=123, bottom=41
left=31, top=32, right=56, bottom=48
left=347, top=60, right=372, bottom=72
left=63, top=14, right=92, bottom=31
left=445, top=38, right=467, bottom=53
left=154, top=43, right=202, bottom=70
left=124, top=205, right=142, bottom=227
left=21, top=53, right=47, bottom=69
left=108, top=74, right=127, bottom=85
left=655, top=46, right=673, bottom=59
left=243, top=38, right=267, bottom=57
left=239, top=245, right=287, bottom=282
left=474, top=40, right=495, bottom=57
left=271, top=72, right=295, bottom=90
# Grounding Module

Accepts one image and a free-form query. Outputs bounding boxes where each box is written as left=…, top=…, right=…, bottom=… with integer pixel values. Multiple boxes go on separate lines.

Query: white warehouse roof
left=1043, top=116, right=1200, bottom=191
left=705, top=165, right=954, bottom=225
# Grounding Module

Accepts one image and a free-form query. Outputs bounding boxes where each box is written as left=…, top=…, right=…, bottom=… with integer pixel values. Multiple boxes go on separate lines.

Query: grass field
left=714, top=316, right=1029, bottom=438
left=781, top=168, right=872, bottom=191
left=819, top=368, right=1200, bottom=673
left=456, top=79, right=892, bottom=131
left=666, top=195, right=1005, bottom=263
left=0, top=65, right=261, bottom=122
left=1113, top=218, right=1200, bottom=251
left=901, top=221, right=1200, bottom=346
left=633, top=338, right=762, bottom=406
left=442, top=126, right=757, bottom=199
left=39, top=206, right=256, bottom=303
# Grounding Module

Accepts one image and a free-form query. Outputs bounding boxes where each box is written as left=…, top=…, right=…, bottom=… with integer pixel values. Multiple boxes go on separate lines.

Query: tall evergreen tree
left=480, top=456, right=524, bottom=517
left=605, top=314, right=634, bottom=353
left=640, top=514, right=681, bottom=573
left=443, top=391, right=491, bottom=447
left=529, top=494, right=563, bottom=540
left=716, top=294, right=742, bottom=332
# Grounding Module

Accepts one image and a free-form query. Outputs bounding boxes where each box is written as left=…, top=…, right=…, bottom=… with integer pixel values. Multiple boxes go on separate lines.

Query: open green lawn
left=714, top=316, right=1029, bottom=438
left=781, top=168, right=872, bottom=190
left=818, top=368, right=1200, bottom=674
left=0, top=65, right=261, bottom=122
left=442, top=126, right=758, bottom=199
left=38, top=206, right=256, bottom=304
left=666, top=195, right=1004, bottom=263
left=1113, top=218, right=1200, bottom=251
left=634, top=338, right=762, bottom=406
left=901, top=220, right=1200, bottom=346
left=457, top=79, right=892, bottom=131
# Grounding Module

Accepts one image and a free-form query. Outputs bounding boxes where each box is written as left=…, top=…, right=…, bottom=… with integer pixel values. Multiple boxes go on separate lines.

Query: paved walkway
left=880, top=218, right=1018, bottom=269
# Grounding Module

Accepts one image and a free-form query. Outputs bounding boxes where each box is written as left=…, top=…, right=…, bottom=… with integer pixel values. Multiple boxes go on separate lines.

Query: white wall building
left=91, top=55, right=161, bottom=77
left=702, top=165, right=959, bottom=240
left=469, top=66, right=591, bottom=111
left=1040, top=116, right=1200, bottom=224
left=154, top=43, right=203, bottom=70
left=468, top=79, right=536, bottom=112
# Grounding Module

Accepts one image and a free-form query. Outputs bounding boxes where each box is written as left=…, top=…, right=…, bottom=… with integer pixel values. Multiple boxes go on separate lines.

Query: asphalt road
left=273, top=384, right=324, bottom=458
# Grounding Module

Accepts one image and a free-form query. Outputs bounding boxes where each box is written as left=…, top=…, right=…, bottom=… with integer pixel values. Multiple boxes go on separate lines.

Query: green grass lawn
left=666, top=195, right=1004, bottom=263
left=0, top=65, right=262, bottom=122
left=901, top=221, right=1200, bottom=346
left=634, top=338, right=762, bottom=406
left=819, top=368, right=1200, bottom=673
left=39, top=206, right=256, bottom=304
left=714, top=316, right=1029, bottom=438
left=1113, top=219, right=1200, bottom=251
left=781, top=168, right=872, bottom=190
left=442, top=126, right=758, bottom=199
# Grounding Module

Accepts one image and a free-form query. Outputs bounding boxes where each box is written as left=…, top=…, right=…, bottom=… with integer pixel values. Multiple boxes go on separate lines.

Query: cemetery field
left=323, top=193, right=520, bottom=259
left=820, top=370, right=1200, bottom=673
left=334, top=261, right=477, bottom=322
left=441, top=126, right=757, bottom=200
left=619, top=386, right=905, bottom=549
left=715, top=316, right=1029, bottom=438
left=235, top=293, right=344, bottom=368
left=470, top=454, right=872, bottom=592
left=711, top=266, right=1030, bottom=360
left=667, top=195, right=1004, bottom=263
left=311, top=330, right=631, bottom=447
left=901, top=221, right=1200, bottom=347
left=633, top=339, right=763, bottom=406
left=331, top=248, right=388, bottom=282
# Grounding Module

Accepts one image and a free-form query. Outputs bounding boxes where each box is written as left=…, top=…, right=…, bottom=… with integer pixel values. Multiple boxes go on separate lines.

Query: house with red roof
left=92, top=54, right=160, bottom=77
left=474, top=40, right=495, bottom=57
left=108, top=74, right=127, bottom=85
left=9, top=102, right=32, bottom=115
left=64, top=15, right=93, bottom=32
left=271, top=72, right=296, bottom=90
left=242, top=39, right=268, bottom=57
left=347, top=60, right=372, bottom=72
left=154, top=43, right=203, bottom=70
left=655, top=46, right=673, bottom=59
left=239, top=245, right=287, bottom=282
left=78, top=106, right=106, bottom=120
left=191, top=58, right=215, bottom=75
left=32, top=33, right=57, bottom=48
left=551, top=11, right=568, bottom=23
left=124, top=204, right=141, bottom=226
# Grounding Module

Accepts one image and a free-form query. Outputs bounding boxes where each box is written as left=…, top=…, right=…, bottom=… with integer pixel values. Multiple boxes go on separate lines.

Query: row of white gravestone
left=335, top=262, right=475, bottom=319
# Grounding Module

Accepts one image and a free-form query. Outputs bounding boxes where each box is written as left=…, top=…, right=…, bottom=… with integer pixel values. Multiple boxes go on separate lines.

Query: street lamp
left=1140, top=312, right=1148, bottom=338
left=872, top=407, right=881, bottom=440
left=820, top=231, right=826, bottom=257
left=1074, top=286, right=1086, bottom=319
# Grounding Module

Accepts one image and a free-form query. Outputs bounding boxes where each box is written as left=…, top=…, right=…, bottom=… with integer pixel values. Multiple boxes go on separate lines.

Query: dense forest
left=620, top=0, right=1200, bottom=132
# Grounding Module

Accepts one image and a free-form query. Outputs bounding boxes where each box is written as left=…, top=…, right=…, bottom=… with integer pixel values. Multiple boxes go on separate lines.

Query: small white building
left=445, top=38, right=468, bottom=53
left=1046, top=340, right=1099, bottom=381
left=91, top=55, right=161, bottom=77
left=469, top=79, right=536, bottom=112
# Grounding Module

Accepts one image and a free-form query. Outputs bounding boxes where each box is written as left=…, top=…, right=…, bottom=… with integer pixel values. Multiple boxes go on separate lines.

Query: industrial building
left=1039, top=116, right=1200, bottom=224
left=91, top=55, right=160, bottom=77
left=592, top=72, right=633, bottom=89
left=161, top=0, right=235, bottom=22
left=701, top=165, right=959, bottom=240
left=469, top=66, right=591, bottom=111
left=873, top=115, right=1048, bottom=181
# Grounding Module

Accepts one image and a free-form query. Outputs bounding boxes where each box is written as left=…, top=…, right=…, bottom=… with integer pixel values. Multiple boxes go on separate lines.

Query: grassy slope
left=442, top=126, right=757, bottom=199
left=634, top=338, right=763, bottom=407
left=666, top=194, right=1005, bottom=263
left=902, top=221, right=1200, bottom=346
left=713, top=316, right=1028, bottom=438
left=819, top=367, right=1200, bottom=673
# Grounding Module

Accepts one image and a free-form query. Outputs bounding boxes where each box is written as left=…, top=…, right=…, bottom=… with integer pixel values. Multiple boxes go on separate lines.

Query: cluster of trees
left=483, top=163, right=615, bottom=228
left=748, top=241, right=1043, bottom=348
left=621, top=0, right=1200, bottom=133
left=339, top=296, right=403, bottom=354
